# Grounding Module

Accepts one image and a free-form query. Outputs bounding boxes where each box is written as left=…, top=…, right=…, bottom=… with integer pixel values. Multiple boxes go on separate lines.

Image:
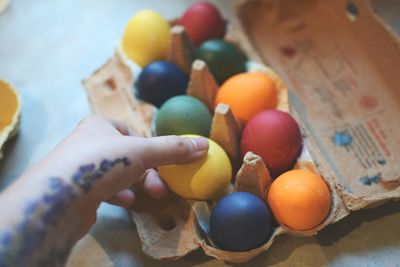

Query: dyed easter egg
left=158, top=135, right=232, bottom=200
left=196, top=40, right=247, bottom=84
left=178, top=2, right=226, bottom=46
left=215, top=72, right=278, bottom=125
left=210, top=192, right=273, bottom=251
left=267, top=169, right=331, bottom=231
left=155, top=95, right=212, bottom=137
left=121, top=10, right=170, bottom=67
left=135, top=61, right=188, bottom=107
left=241, top=110, right=302, bottom=177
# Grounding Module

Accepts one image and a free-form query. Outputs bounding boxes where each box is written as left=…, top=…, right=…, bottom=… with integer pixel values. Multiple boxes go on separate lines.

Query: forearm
left=0, top=116, right=208, bottom=267
left=0, top=154, right=130, bottom=267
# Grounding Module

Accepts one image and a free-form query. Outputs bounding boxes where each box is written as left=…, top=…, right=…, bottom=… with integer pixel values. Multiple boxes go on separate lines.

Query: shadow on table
left=239, top=200, right=400, bottom=266
left=87, top=195, right=400, bottom=266
left=316, top=200, right=400, bottom=246
left=132, top=200, right=400, bottom=266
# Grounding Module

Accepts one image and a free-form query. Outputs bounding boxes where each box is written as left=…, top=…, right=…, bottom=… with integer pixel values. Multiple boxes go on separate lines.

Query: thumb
left=136, top=135, right=209, bottom=169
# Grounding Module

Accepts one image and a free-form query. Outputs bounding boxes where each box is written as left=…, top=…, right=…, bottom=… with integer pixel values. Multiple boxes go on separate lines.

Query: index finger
left=132, top=135, right=209, bottom=169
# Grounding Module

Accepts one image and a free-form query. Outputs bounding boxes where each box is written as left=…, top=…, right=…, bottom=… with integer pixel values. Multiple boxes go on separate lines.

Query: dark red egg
left=241, top=110, right=303, bottom=177
left=178, top=2, right=226, bottom=46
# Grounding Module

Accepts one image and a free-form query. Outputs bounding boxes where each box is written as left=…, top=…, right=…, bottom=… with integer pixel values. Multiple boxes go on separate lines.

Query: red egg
left=178, top=2, right=226, bottom=46
left=241, top=110, right=303, bottom=177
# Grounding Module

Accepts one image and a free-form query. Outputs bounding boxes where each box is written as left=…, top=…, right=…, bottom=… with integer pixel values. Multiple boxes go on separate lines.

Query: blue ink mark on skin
left=1, top=232, right=13, bottom=246
left=24, top=201, right=39, bottom=214
left=73, top=157, right=130, bottom=191
left=100, top=159, right=113, bottom=172
left=359, top=173, right=381, bottom=185
left=43, top=192, right=58, bottom=204
left=0, top=157, right=131, bottom=266
left=72, top=164, right=96, bottom=191
left=49, top=177, right=63, bottom=190
left=80, top=164, right=96, bottom=174
left=18, top=218, right=30, bottom=233
left=333, top=130, right=352, bottom=147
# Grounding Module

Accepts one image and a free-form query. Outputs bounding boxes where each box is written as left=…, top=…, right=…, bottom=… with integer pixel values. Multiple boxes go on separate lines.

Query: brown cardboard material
left=82, top=0, right=400, bottom=262
left=167, top=25, right=195, bottom=75
left=234, top=152, right=272, bottom=199
left=130, top=190, right=200, bottom=259
left=83, top=51, right=295, bottom=263
left=237, top=0, right=400, bottom=211
left=82, top=23, right=337, bottom=264
left=209, top=103, right=242, bottom=169
left=187, top=59, right=219, bottom=111
left=82, top=55, right=154, bottom=137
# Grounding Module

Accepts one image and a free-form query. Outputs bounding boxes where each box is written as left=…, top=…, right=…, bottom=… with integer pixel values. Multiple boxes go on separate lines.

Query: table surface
left=1, top=0, right=399, bottom=266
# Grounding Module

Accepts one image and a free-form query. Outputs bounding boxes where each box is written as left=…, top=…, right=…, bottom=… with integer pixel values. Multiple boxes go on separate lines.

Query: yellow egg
left=121, top=10, right=170, bottom=67
left=158, top=135, right=232, bottom=200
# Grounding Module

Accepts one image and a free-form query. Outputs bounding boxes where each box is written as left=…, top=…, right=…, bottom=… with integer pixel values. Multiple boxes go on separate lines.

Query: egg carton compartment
left=82, top=0, right=400, bottom=263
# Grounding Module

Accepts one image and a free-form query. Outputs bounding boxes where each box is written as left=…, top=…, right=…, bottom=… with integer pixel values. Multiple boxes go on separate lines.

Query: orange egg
left=214, top=72, right=277, bottom=125
left=266, top=169, right=331, bottom=231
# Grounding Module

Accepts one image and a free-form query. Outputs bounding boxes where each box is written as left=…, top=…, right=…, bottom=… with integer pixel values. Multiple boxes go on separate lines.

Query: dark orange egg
left=215, top=72, right=278, bottom=125
left=267, top=169, right=331, bottom=231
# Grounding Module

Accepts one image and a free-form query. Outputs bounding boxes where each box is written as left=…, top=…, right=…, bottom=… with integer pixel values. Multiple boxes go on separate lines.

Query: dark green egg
left=155, top=95, right=212, bottom=137
left=196, top=39, right=247, bottom=84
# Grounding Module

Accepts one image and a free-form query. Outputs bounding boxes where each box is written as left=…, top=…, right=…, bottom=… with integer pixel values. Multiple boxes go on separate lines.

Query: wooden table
left=0, top=0, right=399, bottom=266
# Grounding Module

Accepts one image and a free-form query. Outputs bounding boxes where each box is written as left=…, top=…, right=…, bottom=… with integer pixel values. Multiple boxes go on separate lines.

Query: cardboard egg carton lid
left=237, top=0, right=400, bottom=210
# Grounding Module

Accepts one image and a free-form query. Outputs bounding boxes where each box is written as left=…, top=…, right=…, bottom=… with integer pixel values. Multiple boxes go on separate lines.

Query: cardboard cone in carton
left=82, top=54, right=154, bottom=137
left=235, top=152, right=272, bottom=199
left=130, top=190, right=200, bottom=259
left=187, top=60, right=219, bottom=112
left=167, top=25, right=195, bottom=75
left=209, top=103, right=242, bottom=169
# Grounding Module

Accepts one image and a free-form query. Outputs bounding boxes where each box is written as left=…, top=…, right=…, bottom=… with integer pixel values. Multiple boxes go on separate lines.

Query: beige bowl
left=0, top=79, right=21, bottom=160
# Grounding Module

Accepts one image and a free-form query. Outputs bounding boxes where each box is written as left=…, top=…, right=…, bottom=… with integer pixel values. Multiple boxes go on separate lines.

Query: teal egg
left=196, top=39, right=247, bottom=84
left=155, top=95, right=212, bottom=137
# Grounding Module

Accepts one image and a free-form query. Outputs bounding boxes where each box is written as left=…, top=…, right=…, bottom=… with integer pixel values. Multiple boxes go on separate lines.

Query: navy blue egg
left=135, top=61, right=188, bottom=107
left=210, top=192, right=273, bottom=251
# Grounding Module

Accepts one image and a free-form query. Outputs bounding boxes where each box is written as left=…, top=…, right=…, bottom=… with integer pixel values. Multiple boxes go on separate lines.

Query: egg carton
left=82, top=29, right=338, bottom=263
left=82, top=0, right=400, bottom=262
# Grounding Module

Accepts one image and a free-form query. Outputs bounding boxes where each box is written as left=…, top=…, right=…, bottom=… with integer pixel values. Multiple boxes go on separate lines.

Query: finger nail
left=190, top=137, right=209, bottom=152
